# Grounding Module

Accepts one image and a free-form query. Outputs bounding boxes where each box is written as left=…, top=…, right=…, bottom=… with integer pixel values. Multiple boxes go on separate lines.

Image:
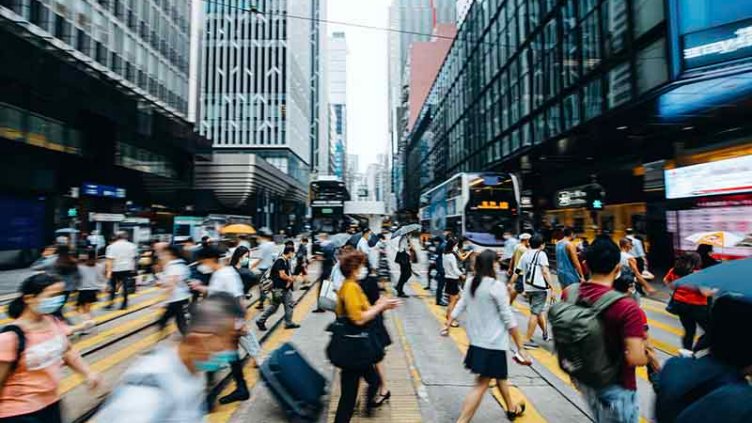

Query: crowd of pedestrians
left=2, top=222, right=750, bottom=423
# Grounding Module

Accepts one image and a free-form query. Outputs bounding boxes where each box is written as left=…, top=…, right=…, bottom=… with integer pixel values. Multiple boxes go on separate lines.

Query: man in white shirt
left=157, top=245, right=192, bottom=336
left=626, top=228, right=648, bottom=274
left=95, top=294, right=239, bottom=423
left=105, top=232, right=138, bottom=310
left=508, top=234, right=552, bottom=349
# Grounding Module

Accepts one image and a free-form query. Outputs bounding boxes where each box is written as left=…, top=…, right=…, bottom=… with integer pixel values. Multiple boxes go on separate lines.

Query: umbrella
left=329, top=233, right=352, bottom=249
left=675, top=257, right=752, bottom=298
left=392, top=224, right=421, bottom=238
left=220, top=224, right=256, bottom=235
left=55, top=228, right=80, bottom=234
left=685, top=231, right=744, bottom=248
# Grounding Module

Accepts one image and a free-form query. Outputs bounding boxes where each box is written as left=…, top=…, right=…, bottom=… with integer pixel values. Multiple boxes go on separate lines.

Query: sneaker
left=256, top=320, right=268, bottom=331
left=542, top=331, right=551, bottom=342
left=397, top=293, right=409, bottom=298
left=523, top=341, right=539, bottom=349
left=436, top=301, right=448, bottom=307
left=312, top=308, right=325, bottom=313
left=285, top=323, right=301, bottom=329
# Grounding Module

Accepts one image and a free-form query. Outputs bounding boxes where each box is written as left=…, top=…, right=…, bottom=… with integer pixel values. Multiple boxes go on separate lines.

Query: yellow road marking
left=410, top=282, right=546, bottom=422
left=73, top=310, right=162, bottom=352
left=208, top=286, right=319, bottom=423
left=0, top=287, right=160, bottom=325
left=59, top=323, right=175, bottom=394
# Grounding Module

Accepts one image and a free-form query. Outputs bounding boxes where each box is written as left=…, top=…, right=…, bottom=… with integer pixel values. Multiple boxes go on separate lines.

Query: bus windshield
left=465, top=178, right=518, bottom=243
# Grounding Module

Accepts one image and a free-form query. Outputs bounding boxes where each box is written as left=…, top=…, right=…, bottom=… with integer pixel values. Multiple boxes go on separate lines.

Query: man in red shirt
left=573, top=236, right=650, bottom=423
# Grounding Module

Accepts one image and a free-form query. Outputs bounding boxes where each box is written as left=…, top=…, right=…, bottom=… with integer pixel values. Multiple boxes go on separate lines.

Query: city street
left=0, top=246, right=691, bottom=422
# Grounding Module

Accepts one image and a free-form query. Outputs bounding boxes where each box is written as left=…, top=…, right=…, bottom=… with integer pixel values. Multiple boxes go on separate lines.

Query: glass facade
left=1, top=0, right=191, bottom=117
left=402, top=0, right=669, bottom=209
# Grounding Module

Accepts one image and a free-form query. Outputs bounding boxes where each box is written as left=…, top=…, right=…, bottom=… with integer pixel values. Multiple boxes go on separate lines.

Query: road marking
left=208, top=285, right=319, bottom=423
left=73, top=310, right=162, bottom=352
left=410, top=282, right=547, bottom=423
left=59, top=323, right=175, bottom=395
left=0, top=286, right=160, bottom=325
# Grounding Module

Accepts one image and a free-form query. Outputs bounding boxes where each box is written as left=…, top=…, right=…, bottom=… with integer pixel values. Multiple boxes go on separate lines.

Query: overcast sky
left=327, top=0, right=391, bottom=173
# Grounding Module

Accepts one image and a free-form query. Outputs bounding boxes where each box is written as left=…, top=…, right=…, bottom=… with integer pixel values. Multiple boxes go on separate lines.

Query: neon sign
left=684, top=26, right=752, bottom=60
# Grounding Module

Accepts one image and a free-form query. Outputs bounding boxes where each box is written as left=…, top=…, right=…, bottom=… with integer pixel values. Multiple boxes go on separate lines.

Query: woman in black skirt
left=444, top=250, right=531, bottom=421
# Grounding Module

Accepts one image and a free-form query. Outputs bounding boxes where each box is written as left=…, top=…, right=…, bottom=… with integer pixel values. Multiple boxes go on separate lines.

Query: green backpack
left=548, top=284, right=626, bottom=389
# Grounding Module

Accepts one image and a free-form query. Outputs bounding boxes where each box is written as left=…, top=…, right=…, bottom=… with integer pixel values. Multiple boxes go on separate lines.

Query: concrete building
left=388, top=0, right=456, bottom=212
left=407, top=23, right=457, bottom=131
left=192, top=0, right=325, bottom=232
left=327, top=31, right=347, bottom=180
left=345, top=153, right=359, bottom=196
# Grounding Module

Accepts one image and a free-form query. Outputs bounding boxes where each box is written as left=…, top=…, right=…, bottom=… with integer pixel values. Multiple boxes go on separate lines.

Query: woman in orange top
left=663, top=252, right=711, bottom=353
left=0, top=274, right=101, bottom=422
left=334, top=251, right=400, bottom=423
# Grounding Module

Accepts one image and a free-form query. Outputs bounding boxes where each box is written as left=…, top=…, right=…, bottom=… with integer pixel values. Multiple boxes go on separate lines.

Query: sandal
left=450, top=321, right=460, bottom=328
left=440, top=328, right=449, bottom=337
left=506, top=403, right=526, bottom=420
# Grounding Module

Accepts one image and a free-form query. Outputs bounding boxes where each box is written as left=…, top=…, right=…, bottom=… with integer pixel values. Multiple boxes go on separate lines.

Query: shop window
left=0, top=103, right=24, bottom=142
left=632, top=0, right=664, bottom=38
left=637, top=39, right=668, bottom=94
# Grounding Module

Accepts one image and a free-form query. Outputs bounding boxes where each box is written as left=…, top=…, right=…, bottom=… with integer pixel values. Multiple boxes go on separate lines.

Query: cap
left=519, top=233, right=532, bottom=240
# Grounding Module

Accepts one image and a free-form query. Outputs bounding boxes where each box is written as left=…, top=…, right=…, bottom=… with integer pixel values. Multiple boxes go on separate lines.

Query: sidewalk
left=228, top=289, right=424, bottom=422
left=325, top=310, right=423, bottom=422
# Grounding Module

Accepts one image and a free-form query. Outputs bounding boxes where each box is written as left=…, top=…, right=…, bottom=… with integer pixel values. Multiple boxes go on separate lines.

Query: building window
left=563, top=93, right=580, bottom=129
left=637, top=39, right=668, bottom=94
left=583, top=78, right=603, bottom=120
left=562, top=0, right=579, bottom=88
left=608, top=62, right=632, bottom=108
left=632, top=0, right=664, bottom=38
left=581, top=8, right=601, bottom=73
left=604, top=0, right=628, bottom=56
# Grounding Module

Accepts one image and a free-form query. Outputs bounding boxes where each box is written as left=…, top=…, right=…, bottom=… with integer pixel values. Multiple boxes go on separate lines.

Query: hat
left=257, top=227, right=273, bottom=238
left=519, top=233, right=532, bottom=240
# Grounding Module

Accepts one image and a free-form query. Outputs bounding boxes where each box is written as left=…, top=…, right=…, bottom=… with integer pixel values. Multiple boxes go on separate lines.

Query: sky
left=327, top=0, right=391, bottom=173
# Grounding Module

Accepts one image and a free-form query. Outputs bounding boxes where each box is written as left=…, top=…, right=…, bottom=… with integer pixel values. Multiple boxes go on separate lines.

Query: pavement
left=0, top=267, right=36, bottom=296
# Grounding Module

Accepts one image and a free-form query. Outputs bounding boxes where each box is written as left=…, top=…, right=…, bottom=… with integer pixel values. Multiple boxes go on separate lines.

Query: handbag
left=666, top=291, right=680, bottom=315
left=318, top=279, right=338, bottom=312
left=326, top=317, right=384, bottom=370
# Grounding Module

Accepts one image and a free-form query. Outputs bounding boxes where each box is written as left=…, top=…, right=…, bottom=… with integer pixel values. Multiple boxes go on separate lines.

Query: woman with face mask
left=0, top=274, right=101, bottom=422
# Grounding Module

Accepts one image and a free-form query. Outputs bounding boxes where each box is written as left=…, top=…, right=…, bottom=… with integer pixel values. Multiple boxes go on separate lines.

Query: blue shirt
left=555, top=240, right=579, bottom=287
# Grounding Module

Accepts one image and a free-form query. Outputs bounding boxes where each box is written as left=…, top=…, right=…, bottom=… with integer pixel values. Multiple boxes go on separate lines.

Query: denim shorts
left=525, top=290, right=548, bottom=315
left=579, top=383, right=639, bottom=423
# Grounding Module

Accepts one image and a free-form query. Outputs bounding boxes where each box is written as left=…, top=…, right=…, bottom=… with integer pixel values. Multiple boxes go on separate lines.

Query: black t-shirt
left=271, top=257, right=290, bottom=290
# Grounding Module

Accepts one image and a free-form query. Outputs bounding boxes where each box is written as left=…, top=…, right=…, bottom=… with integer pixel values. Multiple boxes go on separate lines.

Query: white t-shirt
left=106, top=240, right=138, bottom=272
left=256, top=241, right=276, bottom=270
left=77, top=263, right=106, bottom=290
left=94, top=346, right=206, bottom=423
left=516, top=249, right=550, bottom=292
left=163, top=259, right=191, bottom=303
left=208, top=266, right=244, bottom=298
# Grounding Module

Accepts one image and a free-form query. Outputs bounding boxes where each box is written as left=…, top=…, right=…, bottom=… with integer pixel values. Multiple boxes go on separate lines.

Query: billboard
left=665, top=155, right=752, bottom=199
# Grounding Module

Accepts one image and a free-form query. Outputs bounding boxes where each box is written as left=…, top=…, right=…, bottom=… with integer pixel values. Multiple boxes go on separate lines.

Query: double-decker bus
left=309, top=176, right=350, bottom=234
left=419, top=173, right=521, bottom=248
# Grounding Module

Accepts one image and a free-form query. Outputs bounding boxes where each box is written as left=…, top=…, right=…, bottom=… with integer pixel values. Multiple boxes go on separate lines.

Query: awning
left=195, top=153, right=308, bottom=208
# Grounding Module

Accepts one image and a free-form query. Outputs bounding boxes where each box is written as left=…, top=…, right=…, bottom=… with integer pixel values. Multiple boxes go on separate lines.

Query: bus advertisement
left=420, top=173, right=521, bottom=248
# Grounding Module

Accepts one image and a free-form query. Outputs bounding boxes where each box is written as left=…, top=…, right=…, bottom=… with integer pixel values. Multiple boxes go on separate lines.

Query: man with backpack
left=549, top=236, right=649, bottom=423
left=508, top=234, right=551, bottom=349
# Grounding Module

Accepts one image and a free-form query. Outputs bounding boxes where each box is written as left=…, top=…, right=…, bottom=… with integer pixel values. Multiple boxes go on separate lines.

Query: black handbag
left=326, top=317, right=384, bottom=370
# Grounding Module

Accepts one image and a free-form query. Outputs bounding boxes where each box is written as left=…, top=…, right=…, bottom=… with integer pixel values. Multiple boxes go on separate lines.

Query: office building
left=403, top=0, right=752, bottom=266
left=0, top=0, right=209, bottom=244
left=327, top=31, right=347, bottom=180
left=193, top=0, right=325, bottom=231
left=455, top=0, right=474, bottom=25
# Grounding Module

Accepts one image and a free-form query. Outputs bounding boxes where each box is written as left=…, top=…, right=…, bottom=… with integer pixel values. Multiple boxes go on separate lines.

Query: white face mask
left=357, top=266, right=368, bottom=280
left=198, top=264, right=213, bottom=274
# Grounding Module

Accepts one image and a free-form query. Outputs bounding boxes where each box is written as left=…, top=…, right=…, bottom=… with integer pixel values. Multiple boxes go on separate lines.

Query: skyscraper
left=327, top=31, right=347, bottom=180
left=193, top=0, right=325, bottom=231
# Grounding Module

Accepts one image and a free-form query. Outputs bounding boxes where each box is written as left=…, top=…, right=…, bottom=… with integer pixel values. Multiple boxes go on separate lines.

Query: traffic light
left=585, top=183, right=605, bottom=211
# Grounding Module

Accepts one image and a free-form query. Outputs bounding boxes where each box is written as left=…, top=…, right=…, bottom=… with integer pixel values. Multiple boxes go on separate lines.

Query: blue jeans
left=579, top=384, right=639, bottom=423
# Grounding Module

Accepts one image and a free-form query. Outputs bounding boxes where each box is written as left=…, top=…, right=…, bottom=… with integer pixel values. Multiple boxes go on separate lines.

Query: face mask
left=197, top=264, right=213, bottom=274
left=194, top=350, right=236, bottom=372
left=34, top=296, right=65, bottom=315
left=357, top=267, right=367, bottom=280
left=240, top=257, right=250, bottom=267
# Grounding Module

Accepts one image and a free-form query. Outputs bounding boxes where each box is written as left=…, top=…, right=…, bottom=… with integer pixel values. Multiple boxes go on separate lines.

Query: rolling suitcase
left=260, top=342, right=327, bottom=422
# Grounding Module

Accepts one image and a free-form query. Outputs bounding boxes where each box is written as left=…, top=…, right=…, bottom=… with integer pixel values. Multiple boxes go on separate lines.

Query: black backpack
left=0, top=325, right=26, bottom=387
